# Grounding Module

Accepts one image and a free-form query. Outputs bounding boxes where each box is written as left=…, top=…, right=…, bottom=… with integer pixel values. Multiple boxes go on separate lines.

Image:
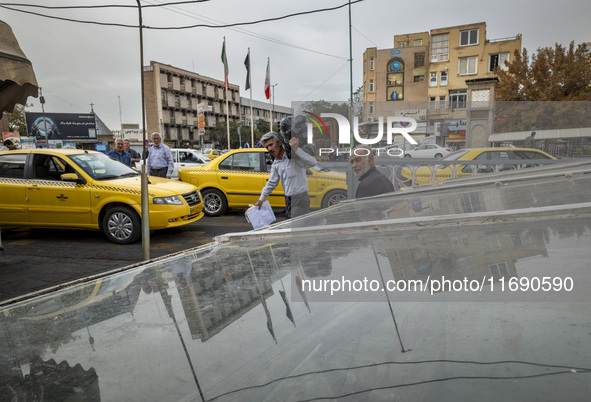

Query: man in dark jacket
left=350, top=145, right=395, bottom=198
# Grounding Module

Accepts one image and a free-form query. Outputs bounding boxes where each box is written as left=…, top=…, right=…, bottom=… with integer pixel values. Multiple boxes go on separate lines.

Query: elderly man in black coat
left=350, top=145, right=395, bottom=198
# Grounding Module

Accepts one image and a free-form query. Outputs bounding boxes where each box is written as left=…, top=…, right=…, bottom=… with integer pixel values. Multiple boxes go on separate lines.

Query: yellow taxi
left=399, top=147, right=556, bottom=186
left=0, top=149, right=204, bottom=244
left=204, top=149, right=228, bottom=160
left=178, top=148, right=347, bottom=216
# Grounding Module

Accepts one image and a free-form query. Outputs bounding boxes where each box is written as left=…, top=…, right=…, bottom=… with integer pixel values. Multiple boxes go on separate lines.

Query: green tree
left=209, top=120, right=245, bottom=149
left=496, top=42, right=591, bottom=101
left=255, top=118, right=270, bottom=134
left=494, top=42, right=591, bottom=132
left=6, top=104, right=29, bottom=134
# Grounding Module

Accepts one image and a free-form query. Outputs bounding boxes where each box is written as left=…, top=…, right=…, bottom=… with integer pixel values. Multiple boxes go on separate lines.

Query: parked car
left=399, top=147, right=556, bottom=186
left=0, top=149, right=204, bottom=243
left=205, top=149, right=228, bottom=160
left=178, top=148, right=347, bottom=216
left=403, top=143, right=452, bottom=158
left=137, top=148, right=210, bottom=180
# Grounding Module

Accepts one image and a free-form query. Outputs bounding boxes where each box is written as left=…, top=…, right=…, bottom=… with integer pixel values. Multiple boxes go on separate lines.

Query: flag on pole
left=221, top=38, right=229, bottom=89
left=264, top=58, right=271, bottom=100
left=244, top=49, right=251, bottom=90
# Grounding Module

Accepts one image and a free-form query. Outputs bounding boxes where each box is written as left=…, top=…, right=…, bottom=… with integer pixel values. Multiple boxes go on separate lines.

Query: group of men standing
left=107, top=132, right=174, bottom=179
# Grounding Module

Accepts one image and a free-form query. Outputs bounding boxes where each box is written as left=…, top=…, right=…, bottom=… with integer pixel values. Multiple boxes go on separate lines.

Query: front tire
left=322, top=189, right=347, bottom=208
left=404, top=154, right=412, bottom=158
left=202, top=189, right=228, bottom=216
left=103, top=206, right=141, bottom=244
left=434, top=153, right=443, bottom=158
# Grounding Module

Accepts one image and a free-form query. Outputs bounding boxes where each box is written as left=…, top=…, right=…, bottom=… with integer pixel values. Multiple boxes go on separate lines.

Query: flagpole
left=268, top=58, right=272, bottom=131
left=225, top=87, right=230, bottom=149
left=248, top=48, right=254, bottom=145
left=222, top=37, right=230, bottom=149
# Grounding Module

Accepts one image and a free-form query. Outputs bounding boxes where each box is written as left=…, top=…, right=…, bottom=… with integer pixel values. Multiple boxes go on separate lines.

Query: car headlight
left=153, top=195, right=183, bottom=205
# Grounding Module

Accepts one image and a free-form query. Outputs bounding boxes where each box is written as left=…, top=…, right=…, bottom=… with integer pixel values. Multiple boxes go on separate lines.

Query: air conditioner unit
left=367, top=117, right=374, bottom=122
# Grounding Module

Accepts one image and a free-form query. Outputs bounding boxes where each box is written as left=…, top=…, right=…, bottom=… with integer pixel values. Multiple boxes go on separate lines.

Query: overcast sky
left=3, top=0, right=589, bottom=131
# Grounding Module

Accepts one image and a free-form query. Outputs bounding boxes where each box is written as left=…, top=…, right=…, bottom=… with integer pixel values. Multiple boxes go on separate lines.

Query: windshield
left=69, top=153, right=140, bottom=181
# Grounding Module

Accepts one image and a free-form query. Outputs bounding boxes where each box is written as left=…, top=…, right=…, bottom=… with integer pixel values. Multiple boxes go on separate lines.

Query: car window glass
left=171, top=150, right=178, bottom=163
left=512, top=150, right=550, bottom=160
left=218, top=155, right=232, bottom=170
left=33, top=154, right=56, bottom=180
left=0, top=154, right=26, bottom=179
left=264, top=153, right=273, bottom=172
left=233, top=152, right=260, bottom=172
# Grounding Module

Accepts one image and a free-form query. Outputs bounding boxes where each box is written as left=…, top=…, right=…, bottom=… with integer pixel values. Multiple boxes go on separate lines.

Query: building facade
left=362, top=22, right=521, bottom=147
left=240, top=97, right=293, bottom=132
left=143, top=61, right=241, bottom=147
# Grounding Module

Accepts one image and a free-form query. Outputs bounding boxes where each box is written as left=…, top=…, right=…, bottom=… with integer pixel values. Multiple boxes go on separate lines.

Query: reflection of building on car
left=400, top=147, right=556, bottom=186
left=0, top=149, right=204, bottom=243
left=178, top=148, right=348, bottom=216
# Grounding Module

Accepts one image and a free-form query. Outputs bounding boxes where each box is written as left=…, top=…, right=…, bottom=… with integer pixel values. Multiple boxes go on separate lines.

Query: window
left=449, top=89, right=467, bottom=109
left=429, top=97, right=437, bottom=110
left=413, top=75, right=424, bottom=82
left=369, top=79, right=374, bottom=92
left=369, top=56, right=374, bottom=70
left=429, top=72, right=437, bottom=87
left=458, top=56, right=478, bottom=75
left=460, top=28, right=479, bottom=46
left=489, top=52, right=510, bottom=72
left=414, top=52, right=425, bottom=67
left=218, top=152, right=261, bottom=172
left=439, top=96, right=446, bottom=109
left=397, top=41, right=407, bottom=48
left=489, top=262, right=510, bottom=278
left=0, top=154, right=26, bottom=179
left=413, top=39, right=423, bottom=46
left=431, top=33, right=449, bottom=62
left=368, top=101, right=374, bottom=115
left=440, top=70, right=448, bottom=86
left=482, top=236, right=502, bottom=254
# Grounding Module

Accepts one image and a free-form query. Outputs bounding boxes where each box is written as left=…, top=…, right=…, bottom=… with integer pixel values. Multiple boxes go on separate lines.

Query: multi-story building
left=240, top=97, right=293, bottom=132
left=362, top=22, right=521, bottom=147
left=143, top=61, right=241, bottom=147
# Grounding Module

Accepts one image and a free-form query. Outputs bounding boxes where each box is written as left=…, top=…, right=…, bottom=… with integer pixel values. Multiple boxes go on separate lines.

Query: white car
left=138, top=148, right=211, bottom=180
left=403, top=144, right=452, bottom=159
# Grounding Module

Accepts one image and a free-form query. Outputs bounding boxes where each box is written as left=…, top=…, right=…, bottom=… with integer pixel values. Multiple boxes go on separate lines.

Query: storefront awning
left=0, top=20, right=38, bottom=114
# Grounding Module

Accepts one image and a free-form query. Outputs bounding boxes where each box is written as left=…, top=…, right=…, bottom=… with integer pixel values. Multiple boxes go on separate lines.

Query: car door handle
left=221, top=176, right=229, bottom=179
left=26, top=185, right=41, bottom=190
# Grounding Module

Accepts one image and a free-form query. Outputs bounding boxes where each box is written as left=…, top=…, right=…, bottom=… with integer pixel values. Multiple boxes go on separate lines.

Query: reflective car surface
left=400, top=147, right=556, bottom=186
left=1, top=160, right=589, bottom=401
left=0, top=149, right=204, bottom=244
left=178, top=148, right=347, bottom=216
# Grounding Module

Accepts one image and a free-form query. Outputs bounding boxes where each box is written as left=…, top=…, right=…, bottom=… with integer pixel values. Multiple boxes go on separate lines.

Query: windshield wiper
left=96, top=174, right=121, bottom=180
left=119, top=172, right=140, bottom=178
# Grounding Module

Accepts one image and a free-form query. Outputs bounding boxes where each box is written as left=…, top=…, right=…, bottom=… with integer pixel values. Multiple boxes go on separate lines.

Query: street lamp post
left=136, top=0, right=150, bottom=261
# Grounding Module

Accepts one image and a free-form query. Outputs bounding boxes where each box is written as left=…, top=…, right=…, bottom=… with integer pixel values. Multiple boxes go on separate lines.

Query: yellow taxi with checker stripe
left=178, top=148, right=347, bottom=216
left=0, top=149, right=203, bottom=244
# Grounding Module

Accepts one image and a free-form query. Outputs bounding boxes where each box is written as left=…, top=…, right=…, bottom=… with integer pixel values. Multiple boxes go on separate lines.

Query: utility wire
left=142, top=0, right=348, bottom=60
left=0, top=1, right=365, bottom=30
left=0, top=1, right=211, bottom=9
left=299, top=61, right=350, bottom=101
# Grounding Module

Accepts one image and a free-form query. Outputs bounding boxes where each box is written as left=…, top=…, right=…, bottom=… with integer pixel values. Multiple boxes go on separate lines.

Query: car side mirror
left=61, top=173, right=85, bottom=184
